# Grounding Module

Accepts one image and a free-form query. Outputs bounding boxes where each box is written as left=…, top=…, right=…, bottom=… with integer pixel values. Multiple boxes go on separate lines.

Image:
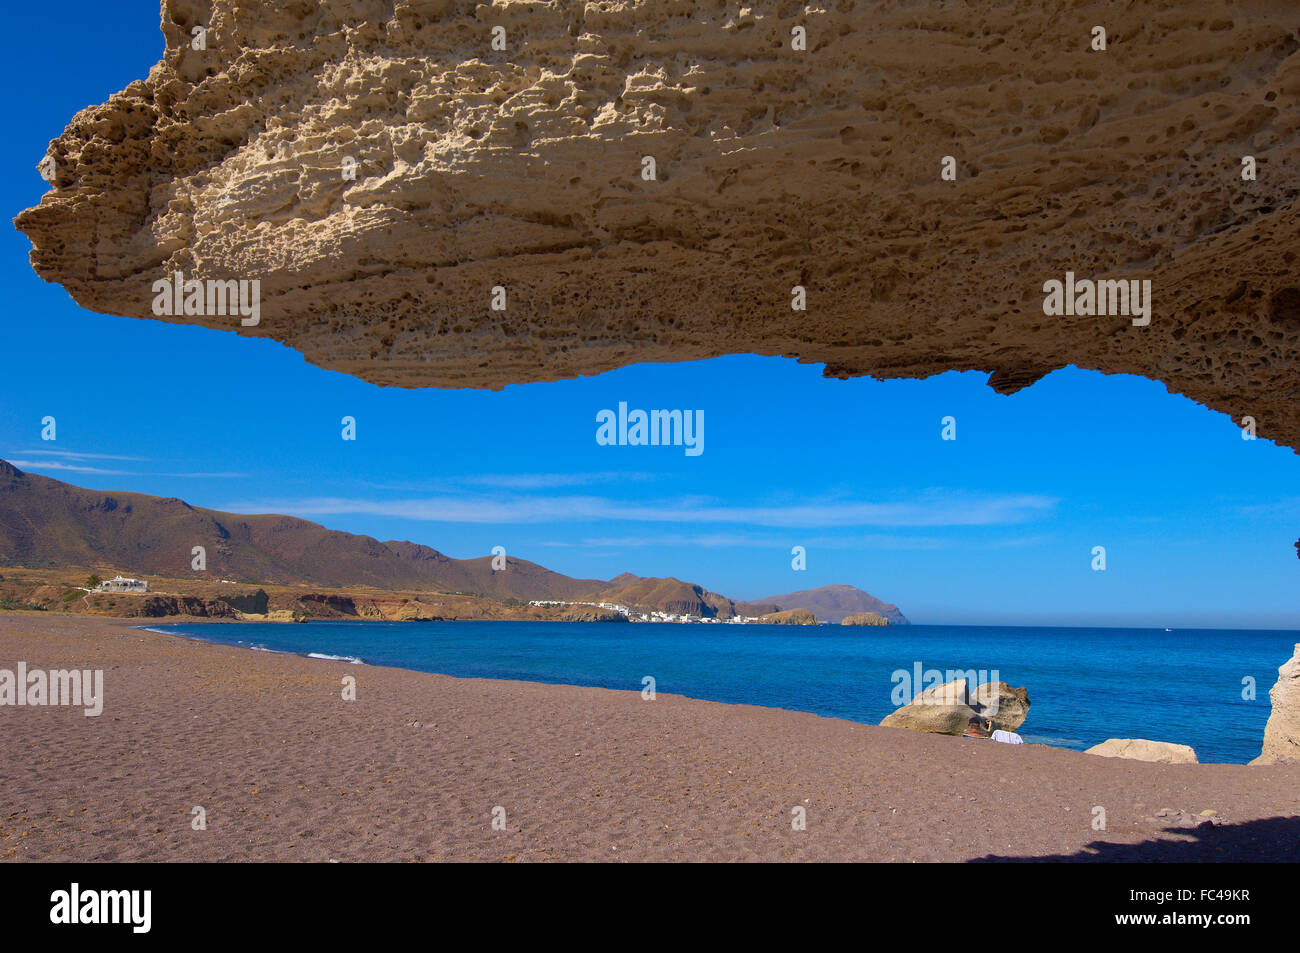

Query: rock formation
left=880, top=677, right=1029, bottom=735
left=841, top=611, right=889, bottom=626
left=13, top=1, right=1300, bottom=461
left=558, top=605, right=628, bottom=622
left=98, top=593, right=239, bottom=619
left=1250, top=642, right=1300, bottom=765
left=1085, top=738, right=1199, bottom=764
left=211, top=589, right=270, bottom=615
left=755, top=608, right=818, bottom=625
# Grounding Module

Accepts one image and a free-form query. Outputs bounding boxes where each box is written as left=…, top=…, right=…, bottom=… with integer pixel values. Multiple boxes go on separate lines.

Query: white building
left=97, top=576, right=148, bottom=593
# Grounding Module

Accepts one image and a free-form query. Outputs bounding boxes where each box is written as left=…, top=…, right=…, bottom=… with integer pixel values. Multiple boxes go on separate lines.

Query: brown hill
left=738, top=585, right=909, bottom=625
left=0, top=462, right=907, bottom=623
left=0, top=459, right=602, bottom=601
left=588, top=575, right=737, bottom=619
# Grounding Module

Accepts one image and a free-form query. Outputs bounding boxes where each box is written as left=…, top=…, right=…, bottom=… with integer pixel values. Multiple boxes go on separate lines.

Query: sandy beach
left=1, top=613, right=1297, bottom=863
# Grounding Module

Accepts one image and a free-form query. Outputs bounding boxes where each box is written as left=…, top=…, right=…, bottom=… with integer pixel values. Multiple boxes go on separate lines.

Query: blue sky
left=2, top=4, right=1297, bottom=628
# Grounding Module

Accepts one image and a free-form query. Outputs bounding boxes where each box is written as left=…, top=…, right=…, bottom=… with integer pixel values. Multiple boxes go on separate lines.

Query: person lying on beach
left=962, top=717, right=992, bottom=739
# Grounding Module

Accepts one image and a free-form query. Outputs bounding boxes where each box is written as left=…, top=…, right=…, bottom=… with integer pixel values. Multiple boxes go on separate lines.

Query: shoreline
left=139, top=616, right=1271, bottom=766
left=147, top=620, right=1091, bottom=751
left=1, top=613, right=1297, bottom=862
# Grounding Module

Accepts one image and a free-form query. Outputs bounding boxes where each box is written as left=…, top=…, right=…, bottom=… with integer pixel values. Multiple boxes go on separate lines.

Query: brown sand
left=1, top=613, right=1296, bottom=862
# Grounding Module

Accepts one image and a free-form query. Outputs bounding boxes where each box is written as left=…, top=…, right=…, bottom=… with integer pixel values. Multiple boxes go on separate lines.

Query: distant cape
left=737, top=585, right=909, bottom=625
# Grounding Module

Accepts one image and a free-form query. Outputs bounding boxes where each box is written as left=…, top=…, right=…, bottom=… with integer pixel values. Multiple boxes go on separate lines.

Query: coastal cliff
left=1251, top=643, right=1300, bottom=765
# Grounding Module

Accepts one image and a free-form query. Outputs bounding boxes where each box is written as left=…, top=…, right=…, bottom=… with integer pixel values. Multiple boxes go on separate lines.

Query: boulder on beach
left=1250, top=643, right=1300, bottom=765
left=880, top=678, right=1030, bottom=735
left=1085, top=738, right=1199, bottom=764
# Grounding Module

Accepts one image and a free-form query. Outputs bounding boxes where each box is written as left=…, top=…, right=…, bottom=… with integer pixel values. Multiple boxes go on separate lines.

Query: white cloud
left=8, top=459, right=131, bottom=475
left=7, top=449, right=150, bottom=461
left=464, top=471, right=654, bottom=489
left=359, top=472, right=654, bottom=492
left=549, top=532, right=950, bottom=550
left=6, top=454, right=244, bottom=479
left=155, top=471, right=248, bottom=479
left=216, top=491, right=1057, bottom=528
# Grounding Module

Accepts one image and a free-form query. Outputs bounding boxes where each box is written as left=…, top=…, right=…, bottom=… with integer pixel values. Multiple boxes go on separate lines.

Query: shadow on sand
left=969, top=815, right=1300, bottom=862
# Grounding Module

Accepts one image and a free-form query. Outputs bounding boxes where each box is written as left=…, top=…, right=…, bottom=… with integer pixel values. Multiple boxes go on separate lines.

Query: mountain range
left=0, top=460, right=907, bottom=623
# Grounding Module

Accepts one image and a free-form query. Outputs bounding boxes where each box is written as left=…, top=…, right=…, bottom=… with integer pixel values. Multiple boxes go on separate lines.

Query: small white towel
left=992, top=730, right=1024, bottom=745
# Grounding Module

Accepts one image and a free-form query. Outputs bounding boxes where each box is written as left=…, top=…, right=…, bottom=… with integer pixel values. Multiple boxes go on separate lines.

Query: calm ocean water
left=150, top=621, right=1298, bottom=764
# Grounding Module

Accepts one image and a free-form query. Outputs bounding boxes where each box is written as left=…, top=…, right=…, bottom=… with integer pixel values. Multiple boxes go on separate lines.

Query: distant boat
left=1164, top=627, right=1173, bottom=632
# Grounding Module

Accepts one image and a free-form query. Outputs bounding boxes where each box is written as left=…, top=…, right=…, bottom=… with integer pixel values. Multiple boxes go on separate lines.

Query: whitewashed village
left=528, top=599, right=766, bottom=624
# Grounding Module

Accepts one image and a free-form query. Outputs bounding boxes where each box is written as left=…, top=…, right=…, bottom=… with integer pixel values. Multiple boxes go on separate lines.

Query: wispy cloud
left=544, top=532, right=951, bottom=550
left=5, top=451, right=244, bottom=479
left=7, top=459, right=132, bottom=475
left=463, top=472, right=654, bottom=489
left=216, top=491, right=1057, bottom=528
left=358, top=472, right=654, bottom=492
left=542, top=532, right=1052, bottom=551
left=7, top=449, right=151, bottom=462
left=1228, top=496, right=1300, bottom=520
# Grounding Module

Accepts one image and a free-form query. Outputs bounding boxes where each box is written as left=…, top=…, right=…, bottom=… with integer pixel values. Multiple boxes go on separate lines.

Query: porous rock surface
left=1085, top=738, right=1200, bottom=764
left=13, top=0, right=1300, bottom=454
left=1250, top=642, right=1300, bottom=765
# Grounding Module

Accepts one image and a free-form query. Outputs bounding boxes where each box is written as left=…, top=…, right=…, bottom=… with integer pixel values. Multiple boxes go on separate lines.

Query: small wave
left=305, top=652, right=365, bottom=664
left=1020, top=733, right=1087, bottom=748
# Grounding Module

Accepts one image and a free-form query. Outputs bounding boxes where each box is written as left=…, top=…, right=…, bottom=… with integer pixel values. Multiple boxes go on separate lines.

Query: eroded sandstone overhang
left=14, top=0, right=1300, bottom=450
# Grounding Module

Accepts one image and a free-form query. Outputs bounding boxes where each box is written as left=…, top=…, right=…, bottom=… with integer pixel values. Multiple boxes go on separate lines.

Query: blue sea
left=148, top=621, right=1298, bottom=764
